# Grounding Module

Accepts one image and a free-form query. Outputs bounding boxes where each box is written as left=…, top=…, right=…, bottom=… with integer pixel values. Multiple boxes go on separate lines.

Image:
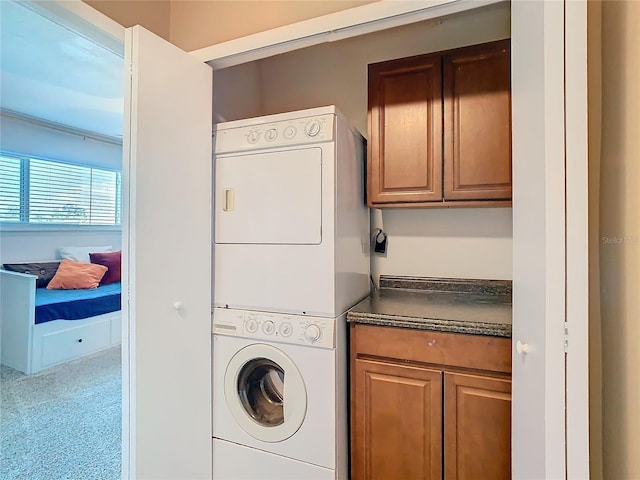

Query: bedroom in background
left=0, top=1, right=124, bottom=478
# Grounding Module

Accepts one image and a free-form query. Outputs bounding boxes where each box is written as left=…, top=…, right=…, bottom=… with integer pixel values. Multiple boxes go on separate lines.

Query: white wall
left=0, top=228, right=121, bottom=263
left=83, top=0, right=171, bottom=42
left=371, top=208, right=512, bottom=281
left=169, top=0, right=378, bottom=52
left=254, top=2, right=513, bottom=281
left=0, top=114, right=122, bottom=169
left=0, top=114, right=123, bottom=262
left=212, top=62, right=262, bottom=123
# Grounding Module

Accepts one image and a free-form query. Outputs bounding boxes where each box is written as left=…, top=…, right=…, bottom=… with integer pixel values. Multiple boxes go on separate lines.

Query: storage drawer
left=351, top=323, right=511, bottom=374
left=40, top=319, right=111, bottom=368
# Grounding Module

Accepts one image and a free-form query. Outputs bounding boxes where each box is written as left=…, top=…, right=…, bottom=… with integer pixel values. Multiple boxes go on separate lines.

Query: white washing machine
left=212, top=308, right=348, bottom=480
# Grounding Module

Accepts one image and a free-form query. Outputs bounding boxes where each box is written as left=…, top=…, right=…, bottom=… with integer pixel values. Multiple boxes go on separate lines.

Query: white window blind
left=0, top=154, right=121, bottom=225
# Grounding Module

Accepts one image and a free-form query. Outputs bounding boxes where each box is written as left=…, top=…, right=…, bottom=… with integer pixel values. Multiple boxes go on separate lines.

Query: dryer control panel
left=212, top=307, right=335, bottom=349
left=213, top=113, right=335, bottom=154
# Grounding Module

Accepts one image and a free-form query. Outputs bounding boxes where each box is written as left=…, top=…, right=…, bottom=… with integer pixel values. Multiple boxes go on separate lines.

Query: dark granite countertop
left=347, top=276, right=512, bottom=338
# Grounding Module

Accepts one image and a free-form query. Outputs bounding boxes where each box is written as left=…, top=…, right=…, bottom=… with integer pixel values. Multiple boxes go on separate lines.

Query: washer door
left=224, top=344, right=307, bottom=443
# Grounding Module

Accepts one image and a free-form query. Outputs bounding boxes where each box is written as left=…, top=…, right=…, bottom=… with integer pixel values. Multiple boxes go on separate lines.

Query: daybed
left=0, top=259, right=122, bottom=375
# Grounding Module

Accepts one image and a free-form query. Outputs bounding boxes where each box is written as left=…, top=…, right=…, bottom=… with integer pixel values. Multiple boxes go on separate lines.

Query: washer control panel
left=212, top=307, right=335, bottom=349
left=213, top=113, right=335, bottom=154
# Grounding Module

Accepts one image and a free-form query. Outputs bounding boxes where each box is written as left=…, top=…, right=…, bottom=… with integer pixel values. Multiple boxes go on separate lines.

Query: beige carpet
left=0, top=347, right=121, bottom=480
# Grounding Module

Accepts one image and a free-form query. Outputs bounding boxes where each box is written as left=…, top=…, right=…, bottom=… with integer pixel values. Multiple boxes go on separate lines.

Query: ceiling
left=0, top=1, right=124, bottom=139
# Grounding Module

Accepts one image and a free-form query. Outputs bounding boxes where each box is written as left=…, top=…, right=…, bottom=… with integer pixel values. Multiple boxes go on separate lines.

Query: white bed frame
left=0, top=269, right=121, bottom=375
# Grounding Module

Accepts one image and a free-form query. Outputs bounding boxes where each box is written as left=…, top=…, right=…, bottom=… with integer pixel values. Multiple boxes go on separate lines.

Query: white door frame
left=511, top=2, right=567, bottom=477
left=565, top=2, right=590, bottom=478
left=40, top=0, right=591, bottom=478
left=196, top=1, right=590, bottom=478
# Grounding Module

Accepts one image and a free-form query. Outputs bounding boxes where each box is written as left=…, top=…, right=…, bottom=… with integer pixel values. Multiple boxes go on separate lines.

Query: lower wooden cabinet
left=352, top=359, right=443, bottom=480
left=444, top=372, right=512, bottom=480
left=350, top=324, right=512, bottom=480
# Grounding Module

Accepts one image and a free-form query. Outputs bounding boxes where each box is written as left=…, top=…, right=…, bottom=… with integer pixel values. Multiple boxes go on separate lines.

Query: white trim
left=564, top=1, right=590, bottom=478
left=0, top=224, right=121, bottom=233
left=121, top=27, right=135, bottom=480
left=190, top=0, right=505, bottom=69
left=25, top=0, right=124, bottom=56
left=1, top=109, right=123, bottom=146
left=511, top=0, right=568, bottom=477
left=542, top=4, right=568, bottom=477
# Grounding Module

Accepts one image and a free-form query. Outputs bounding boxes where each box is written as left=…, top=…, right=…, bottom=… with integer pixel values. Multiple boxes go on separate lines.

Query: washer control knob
left=305, top=120, right=321, bottom=137
left=304, top=324, right=322, bottom=343
left=245, top=317, right=258, bottom=333
left=262, top=320, right=275, bottom=335
left=279, top=322, right=293, bottom=337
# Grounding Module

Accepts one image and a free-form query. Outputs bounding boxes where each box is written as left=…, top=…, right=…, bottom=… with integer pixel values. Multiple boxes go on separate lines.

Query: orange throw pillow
left=46, top=259, right=108, bottom=290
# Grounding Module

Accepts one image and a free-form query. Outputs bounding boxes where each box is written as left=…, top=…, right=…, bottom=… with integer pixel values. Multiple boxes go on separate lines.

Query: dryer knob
left=305, top=120, right=321, bottom=137
left=304, top=324, right=322, bottom=343
left=283, top=126, right=296, bottom=139
left=247, top=131, right=260, bottom=144
left=265, top=128, right=278, bottom=141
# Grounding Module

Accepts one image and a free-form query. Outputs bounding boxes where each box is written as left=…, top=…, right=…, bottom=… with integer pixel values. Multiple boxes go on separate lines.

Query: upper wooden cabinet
left=368, top=53, right=443, bottom=204
left=367, top=39, right=512, bottom=208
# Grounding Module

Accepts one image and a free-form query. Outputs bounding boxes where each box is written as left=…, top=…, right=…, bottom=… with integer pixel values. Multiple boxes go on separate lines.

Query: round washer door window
left=224, top=344, right=307, bottom=443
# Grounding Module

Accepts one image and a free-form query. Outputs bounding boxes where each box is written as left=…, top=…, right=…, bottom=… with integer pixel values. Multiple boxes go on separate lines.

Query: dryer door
left=224, top=344, right=307, bottom=443
left=215, top=147, right=322, bottom=245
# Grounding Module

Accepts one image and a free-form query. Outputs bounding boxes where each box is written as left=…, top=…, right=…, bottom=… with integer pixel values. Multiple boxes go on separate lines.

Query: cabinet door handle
left=223, top=189, right=234, bottom=211
left=516, top=340, right=529, bottom=355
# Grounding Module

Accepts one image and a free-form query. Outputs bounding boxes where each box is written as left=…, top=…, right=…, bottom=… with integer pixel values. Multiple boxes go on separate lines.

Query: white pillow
left=58, top=245, right=112, bottom=263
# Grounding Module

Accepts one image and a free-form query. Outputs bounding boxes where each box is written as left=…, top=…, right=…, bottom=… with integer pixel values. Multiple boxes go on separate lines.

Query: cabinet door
left=124, top=25, right=212, bottom=479
left=444, top=372, right=512, bottom=480
left=443, top=39, right=512, bottom=201
left=352, top=358, right=442, bottom=480
left=368, top=54, right=443, bottom=205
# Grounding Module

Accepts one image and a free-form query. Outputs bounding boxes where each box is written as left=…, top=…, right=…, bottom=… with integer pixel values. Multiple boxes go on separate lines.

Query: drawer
left=40, top=319, right=111, bottom=368
left=351, top=323, right=511, bottom=374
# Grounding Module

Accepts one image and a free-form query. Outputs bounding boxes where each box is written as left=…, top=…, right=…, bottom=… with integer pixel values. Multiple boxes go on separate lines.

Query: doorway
left=0, top=1, right=125, bottom=478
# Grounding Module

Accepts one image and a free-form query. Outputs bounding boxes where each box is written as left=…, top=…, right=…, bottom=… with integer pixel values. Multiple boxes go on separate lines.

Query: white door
left=215, top=147, right=323, bottom=245
left=512, top=1, right=589, bottom=478
left=123, top=25, right=212, bottom=479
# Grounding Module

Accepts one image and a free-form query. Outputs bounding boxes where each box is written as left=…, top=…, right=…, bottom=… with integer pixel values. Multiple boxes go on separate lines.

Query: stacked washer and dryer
left=211, top=106, right=370, bottom=479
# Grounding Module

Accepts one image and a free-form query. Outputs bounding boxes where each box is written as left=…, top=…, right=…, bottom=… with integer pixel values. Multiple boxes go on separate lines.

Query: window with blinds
left=0, top=154, right=121, bottom=225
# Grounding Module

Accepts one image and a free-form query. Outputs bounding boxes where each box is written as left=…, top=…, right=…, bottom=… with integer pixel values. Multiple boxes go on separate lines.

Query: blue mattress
left=34, top=282, right=121, bottom=325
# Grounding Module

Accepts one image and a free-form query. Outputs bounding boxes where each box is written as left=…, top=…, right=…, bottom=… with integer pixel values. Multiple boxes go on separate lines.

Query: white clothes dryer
left=212, top=105, right=370, bottom=319
left=212, top=307, right=349, bottom=480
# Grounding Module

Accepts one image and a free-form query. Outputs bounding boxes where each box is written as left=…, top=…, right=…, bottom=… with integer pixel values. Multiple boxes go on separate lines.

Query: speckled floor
left=0, top=347, right=121, bottom=480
